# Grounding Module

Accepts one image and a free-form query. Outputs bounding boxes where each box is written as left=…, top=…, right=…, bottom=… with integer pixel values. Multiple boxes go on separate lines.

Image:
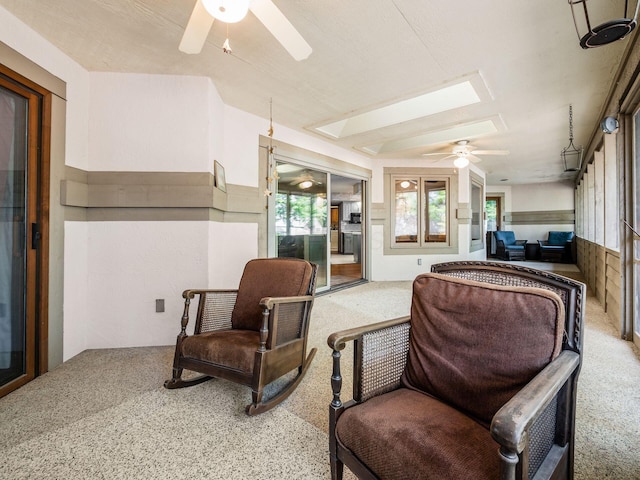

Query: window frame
left=385, top=167, right=459, bottom=255
left=470, top=171, right=484, bottom=252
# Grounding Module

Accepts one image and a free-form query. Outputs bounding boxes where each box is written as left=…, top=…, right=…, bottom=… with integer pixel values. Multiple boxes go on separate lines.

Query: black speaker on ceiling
left=579, top=18, right=637, bottom=48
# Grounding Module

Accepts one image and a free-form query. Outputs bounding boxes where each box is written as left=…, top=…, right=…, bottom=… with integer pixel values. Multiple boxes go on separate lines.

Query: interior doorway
left=485, top=195, right=502, bottom=258
left=330, top=174, right=364, bottom=288
left=0, top=66, right=50, bottom=399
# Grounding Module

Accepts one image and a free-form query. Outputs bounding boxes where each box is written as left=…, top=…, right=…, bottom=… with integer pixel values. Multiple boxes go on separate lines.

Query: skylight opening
left=313, top=80, right=482, bottom=139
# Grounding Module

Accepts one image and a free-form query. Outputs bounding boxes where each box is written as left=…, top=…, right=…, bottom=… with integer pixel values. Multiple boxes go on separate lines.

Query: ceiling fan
left=179, top=0, right=312, bottom=61
left=288, top=170, right=323, bottom=189
left=422, top=140, right=509, bottom=168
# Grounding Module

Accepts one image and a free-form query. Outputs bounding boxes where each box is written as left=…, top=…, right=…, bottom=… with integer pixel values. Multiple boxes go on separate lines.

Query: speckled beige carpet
left=0, top=267, right=638, bottom=479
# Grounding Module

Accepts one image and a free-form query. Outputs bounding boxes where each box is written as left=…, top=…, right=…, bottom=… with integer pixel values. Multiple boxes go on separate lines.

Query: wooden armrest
left=328, top=316, right=411, bottom=351
left=260, top=294, right=314, bottom=309
left=182, top=288, right=238, bottom=299
left=329, top=316, right=411, bottom=403
left=179, top=289, right=238, bottom=335
left=515, top=240, right=527, bottom=246
left=490, top=350, right=580, bottom=452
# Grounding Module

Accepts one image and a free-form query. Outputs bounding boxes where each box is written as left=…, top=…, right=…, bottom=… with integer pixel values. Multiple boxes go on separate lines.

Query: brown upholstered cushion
left=180, top=330, right=261, bottom=373
left=336, top=388, right=500, bottom=480
left=231, top=258, right=314, bottom=331
left=401, top=273, right=564, bottom=427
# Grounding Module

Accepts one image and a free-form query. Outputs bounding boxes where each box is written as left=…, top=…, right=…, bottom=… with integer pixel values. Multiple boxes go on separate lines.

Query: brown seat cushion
left=231, top=258, right=314, bottom=331
left=401, top=273, right=564, bottom=427
left=180, top=330, right=261, bottom=373
left=336, top=388, right=500, bottom=480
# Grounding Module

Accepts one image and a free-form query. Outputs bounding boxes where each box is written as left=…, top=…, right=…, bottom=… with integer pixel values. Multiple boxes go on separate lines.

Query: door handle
left=31, top=223, right=41, bottom=249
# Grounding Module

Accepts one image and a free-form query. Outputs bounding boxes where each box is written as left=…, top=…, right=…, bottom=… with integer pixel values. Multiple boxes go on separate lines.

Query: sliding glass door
left=0, top=77, right=38, bottom=396
left=633, top=112, right=640, bottom=347
left=273, top=162, right=328, bottom=288
left=267, top=157, right=367, bottom=291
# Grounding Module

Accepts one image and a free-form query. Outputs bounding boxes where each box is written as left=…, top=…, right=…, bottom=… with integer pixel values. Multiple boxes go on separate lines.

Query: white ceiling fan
left=422, top=140, right=509, bottom=168
left=179, top=0, right=312, bottom=61
left=287, top=170, right=323, bottom=189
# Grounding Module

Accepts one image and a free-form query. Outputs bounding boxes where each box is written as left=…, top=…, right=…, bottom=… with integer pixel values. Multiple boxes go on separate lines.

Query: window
left=387, top=168, right=458, bottom=254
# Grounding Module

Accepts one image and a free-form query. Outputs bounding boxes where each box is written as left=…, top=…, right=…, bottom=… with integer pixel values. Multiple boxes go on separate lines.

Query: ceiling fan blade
left=179, top=0, right=214, bottom=54
left=249, top=0, right=312, bottom=61
left=421, top=152, right=450, bottom=157
left=425, top=154, right=455, bottom=163
left=470, top=149, right=510, bottom=155
left=468, top=154, right=482, bottom=163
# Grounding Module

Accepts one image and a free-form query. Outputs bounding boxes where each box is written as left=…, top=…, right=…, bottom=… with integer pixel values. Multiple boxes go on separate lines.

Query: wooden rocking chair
left=165, top=257, right=317, bottom=415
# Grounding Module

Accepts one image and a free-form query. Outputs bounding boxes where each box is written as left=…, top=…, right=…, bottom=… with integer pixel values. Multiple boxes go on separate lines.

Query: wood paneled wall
left=576, top=237, right=621, bottom=328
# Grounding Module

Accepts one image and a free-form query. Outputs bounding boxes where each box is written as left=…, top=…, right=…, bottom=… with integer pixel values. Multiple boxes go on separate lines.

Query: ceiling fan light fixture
left=453, top=156, right=470, bottom=168
left=202, top=0, right=250, bottom=23
left=298, top=180, right=313, bottom=189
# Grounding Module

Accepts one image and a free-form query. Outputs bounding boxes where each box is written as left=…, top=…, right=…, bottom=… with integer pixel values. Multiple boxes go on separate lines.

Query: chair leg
left=245, top=348, right=317, bottom=415
left=330, top=454, right=344, bottom=480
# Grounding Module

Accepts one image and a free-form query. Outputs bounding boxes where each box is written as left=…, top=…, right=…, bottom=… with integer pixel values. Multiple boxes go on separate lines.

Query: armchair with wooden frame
left=328, top=261, right=585, bottom=480
left=493, top=230, right=527, bottom=260
left=538, top=231, right=575, bottom=263
left=165, top=257, right=317, bottom=415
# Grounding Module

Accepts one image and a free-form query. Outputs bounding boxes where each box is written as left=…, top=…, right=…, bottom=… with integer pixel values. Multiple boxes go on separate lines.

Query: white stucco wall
left=208, top=222, right=259, bottom=289
left=510, top=182, right=574, bottom=212
left=89, top=73, right=219, bottom=172
left=508, top=182, right=575, bottom=242
left=85, top=222, right=209, bottom=349
left=221, top=104, right=371, bottom=188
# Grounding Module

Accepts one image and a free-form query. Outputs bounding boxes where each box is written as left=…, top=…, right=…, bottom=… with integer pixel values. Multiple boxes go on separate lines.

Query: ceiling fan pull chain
left=223, top=24, right=232, bottom=54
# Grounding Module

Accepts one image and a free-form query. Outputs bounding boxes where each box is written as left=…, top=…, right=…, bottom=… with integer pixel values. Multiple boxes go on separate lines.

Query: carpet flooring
left=0, top=265, right=639, bottom=479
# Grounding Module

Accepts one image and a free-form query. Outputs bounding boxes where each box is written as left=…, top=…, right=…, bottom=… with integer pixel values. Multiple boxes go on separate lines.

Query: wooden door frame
left=486, top=195, right=503, bottom=231
left=0, top=64, right=51, bottom=398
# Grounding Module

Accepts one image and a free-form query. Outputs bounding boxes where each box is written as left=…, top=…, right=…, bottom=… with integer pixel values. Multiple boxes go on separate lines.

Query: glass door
left=0, top=77, right=38, bottom=396
left=633, top=114, right=640, bottom=347
left=273, top=162, right=328, bottom=289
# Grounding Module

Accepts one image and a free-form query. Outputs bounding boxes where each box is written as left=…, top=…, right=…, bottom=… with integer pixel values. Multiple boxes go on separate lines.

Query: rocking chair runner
left=164, top=257, right=317, bottom=415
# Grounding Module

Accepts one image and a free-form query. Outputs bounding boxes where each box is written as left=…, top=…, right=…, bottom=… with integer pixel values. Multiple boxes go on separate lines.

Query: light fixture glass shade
left=453, top=156, right=469, bottom=168
left=561, top=141, right=583, bottom=172
left=561, top=104, right=583, bottom=172
left=298, top=180, right=313, bottom=189
left=202, top=0, right=250, bottom=23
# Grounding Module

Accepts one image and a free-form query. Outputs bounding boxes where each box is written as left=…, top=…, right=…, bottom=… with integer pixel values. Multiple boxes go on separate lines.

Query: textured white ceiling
left=0, top=0, right=632, bottom=184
